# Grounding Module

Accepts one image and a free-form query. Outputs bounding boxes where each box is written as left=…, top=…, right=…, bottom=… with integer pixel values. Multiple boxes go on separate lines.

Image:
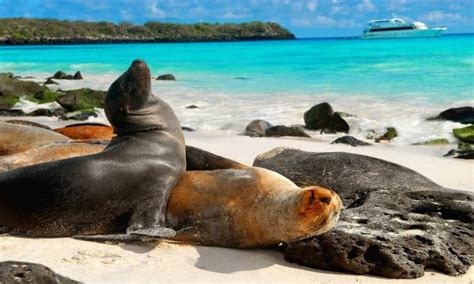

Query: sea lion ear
left=119, top=81, right=132, bottom=96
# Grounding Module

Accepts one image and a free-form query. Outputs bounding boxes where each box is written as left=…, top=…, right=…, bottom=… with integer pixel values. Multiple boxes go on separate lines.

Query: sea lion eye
left=119, top=81, right=132, bottom=95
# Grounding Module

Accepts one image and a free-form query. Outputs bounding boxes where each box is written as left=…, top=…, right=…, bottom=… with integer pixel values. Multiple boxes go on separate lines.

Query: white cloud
left=222, top=10, right=247, bottom=19
left=291, top=15, right=359, bottom=28
left=149, top=1, right=166, bottom=18
left=307, top=1, right=317, bottom=12
left=386, top=0, right=407, bottom=12
left=421, top=11, right=464, bottom=24
left=357, top=0, right=377, bottom=13
left=330, top=5, right=350, bottom=15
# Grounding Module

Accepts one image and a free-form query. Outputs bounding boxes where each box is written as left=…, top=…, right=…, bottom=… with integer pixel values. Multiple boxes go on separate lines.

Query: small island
left=0, top=18, right=295, bottom=45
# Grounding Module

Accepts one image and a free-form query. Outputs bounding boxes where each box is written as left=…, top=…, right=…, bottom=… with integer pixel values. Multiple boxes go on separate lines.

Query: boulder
left=376, top=127, right=398, bottom=142
left=52, top=71, right=74, bottom=80
left=0, top=109, right=26, bottom=116
left=304, top=102, right=334, bottom=130
left=304, top=102, right=350, bottom=133
left=55, top=88, right=106, bottom=112
left=0, top=261, right=78, bottom=283
left=28, top=108, right=53, bottom=117
left=331, top=136, right=371, bottom=146
left=0, top=74, right=45, bottom=108
left=73, top=71, right=83, bottom=80
left=244, top=119, right=273, bottom=137
left=44, top=78, right=59, bottom=85
left=253, top=148, right=473, bottom=279
left=324, top=112, right=350, bottom=133
left=186, top=104, right=199, bottom=109
left=437, top=106, right=474, bottom=124
left=453, top=125, right=474, bottom=143
left=265, top=125, right=311, bottom=138
left=156, top=74, right=176, bottom=80
left=444, top=142, right=474, bottom=160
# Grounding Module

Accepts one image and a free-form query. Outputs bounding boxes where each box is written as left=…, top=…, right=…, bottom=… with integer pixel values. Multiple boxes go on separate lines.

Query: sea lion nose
left=320, top=197, right=332, bottom=204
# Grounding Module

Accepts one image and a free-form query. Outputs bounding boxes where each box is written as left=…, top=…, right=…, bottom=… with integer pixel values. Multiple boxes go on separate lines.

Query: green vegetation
left=453, top=125, right=474, bottom=143
left=414, top=138, right=449, bottom=145
left=55, top=88, right=106, bottom=111
left=0, top=18, right=295, bottom=45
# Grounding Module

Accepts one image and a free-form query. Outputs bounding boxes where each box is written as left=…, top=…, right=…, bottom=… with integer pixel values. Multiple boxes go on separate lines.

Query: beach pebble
left=244, top=119, right=273, bottom=137
left=331, top=135, right=371, bottom=146
left=156, top=74, right=176, bottom=80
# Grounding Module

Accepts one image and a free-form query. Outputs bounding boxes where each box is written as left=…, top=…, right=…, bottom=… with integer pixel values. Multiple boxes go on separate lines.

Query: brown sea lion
left=0, top=59, right=186, bottom=239
left=0, top=140, right=108, bottom=173
left=54, top=123, right=114, bottom=140
left=0, top=122, right=70, bottom=156
left=0, top=141, right=341, bottom=248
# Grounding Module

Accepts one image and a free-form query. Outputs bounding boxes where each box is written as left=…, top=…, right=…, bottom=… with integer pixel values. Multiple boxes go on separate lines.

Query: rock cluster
left=244, top=120, right=310, bottom=138
left=254, top=148, right=473, bottom=279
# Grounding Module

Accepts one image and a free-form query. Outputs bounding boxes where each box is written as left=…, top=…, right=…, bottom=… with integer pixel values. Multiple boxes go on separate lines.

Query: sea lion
left=0, top=59, right=186, bottom=238
left=167, top=167, right=341, bottom=248
left=0, top=122, right=70, bottom=156
left=0, top=140, right=108, bottom=173
left=54, top=123, right=114, bottom=140
left=0, top=141, right=341, bottom=248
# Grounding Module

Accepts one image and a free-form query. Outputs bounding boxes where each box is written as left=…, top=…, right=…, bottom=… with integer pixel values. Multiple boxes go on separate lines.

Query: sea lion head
left=105, top=59, right=161, bottom=134
left=293, top=186, right=342, bottom=240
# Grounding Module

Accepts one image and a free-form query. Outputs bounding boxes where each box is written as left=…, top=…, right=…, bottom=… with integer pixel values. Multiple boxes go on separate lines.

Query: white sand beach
left=1, top=131, right=472, bottom=283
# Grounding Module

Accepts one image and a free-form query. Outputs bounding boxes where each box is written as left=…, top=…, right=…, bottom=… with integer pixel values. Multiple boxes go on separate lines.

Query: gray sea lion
left=0, top=59, right=186, bottom=239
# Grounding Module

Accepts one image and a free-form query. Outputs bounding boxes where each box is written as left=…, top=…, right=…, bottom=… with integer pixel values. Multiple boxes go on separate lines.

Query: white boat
left=361, top=17, right=446, bottom=39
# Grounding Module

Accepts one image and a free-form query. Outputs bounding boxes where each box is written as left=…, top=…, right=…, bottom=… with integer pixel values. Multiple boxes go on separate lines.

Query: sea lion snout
left=299, top=186, right=342, bottom=216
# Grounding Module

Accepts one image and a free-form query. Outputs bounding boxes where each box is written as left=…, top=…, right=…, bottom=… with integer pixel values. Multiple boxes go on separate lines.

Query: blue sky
left=1, top=0, right=473, bottom=37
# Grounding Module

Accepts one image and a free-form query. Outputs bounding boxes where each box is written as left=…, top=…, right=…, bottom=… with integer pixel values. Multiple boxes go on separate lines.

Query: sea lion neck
left=105, top=59, right=164, bottom=134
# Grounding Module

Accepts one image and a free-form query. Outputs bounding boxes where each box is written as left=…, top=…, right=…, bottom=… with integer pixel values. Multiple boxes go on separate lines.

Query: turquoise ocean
left=1, top=34, right=473, bottom=144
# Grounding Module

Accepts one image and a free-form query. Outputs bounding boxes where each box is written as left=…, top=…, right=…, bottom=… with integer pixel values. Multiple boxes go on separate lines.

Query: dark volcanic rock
left=437, top=106, right=474, bottom=124
left=44, top=78, right=59, bottom=85
left=181, top=126, right=196, bottom=132
left=0, top=74, right=45, bottom=108
left=244, top=119, right=273, bottom=137
left=0, top=109, right=26, bottom=116
left=27, top=108, right=53, bottom=117
left=376, top=127, right=398, bottom=142
left=186, top=105, right=199, bottom=109
left=253, top=148, right=473, bottom=279
left=73, top=71, right=83, bottom=80
left=444, top=142, right=474, bottom=160
left=324, top=112, right=350, bottom=134
left=55, top=88, right=106, bottom=112
left=304, top=102, right=334, bottom=130
left=265, top=125, right=311, bottom=138
left=52, top=71, right=74, bottom=80
left=304, top=102, right=350, bottom=133
left=0, top=261, right=78, bottom=283
left=156, top=74, right=176, bottom=80
left=331, top=136, right=371, bottom=146
left=61, top=110, right=99, bottom=121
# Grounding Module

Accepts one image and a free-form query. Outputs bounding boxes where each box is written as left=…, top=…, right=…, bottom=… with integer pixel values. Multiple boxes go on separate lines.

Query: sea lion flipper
left=72, top=233, right=145, bottom=243
left=129, top=227, right=176, bottom=238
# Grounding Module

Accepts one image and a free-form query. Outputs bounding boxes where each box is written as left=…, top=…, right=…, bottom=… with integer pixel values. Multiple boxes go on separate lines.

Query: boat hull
left=362, top=28, right=445, bottom=39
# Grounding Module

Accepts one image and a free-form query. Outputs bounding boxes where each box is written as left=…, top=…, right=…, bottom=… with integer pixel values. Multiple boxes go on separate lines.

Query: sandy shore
left=0, top=128, right=472, bottom=283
